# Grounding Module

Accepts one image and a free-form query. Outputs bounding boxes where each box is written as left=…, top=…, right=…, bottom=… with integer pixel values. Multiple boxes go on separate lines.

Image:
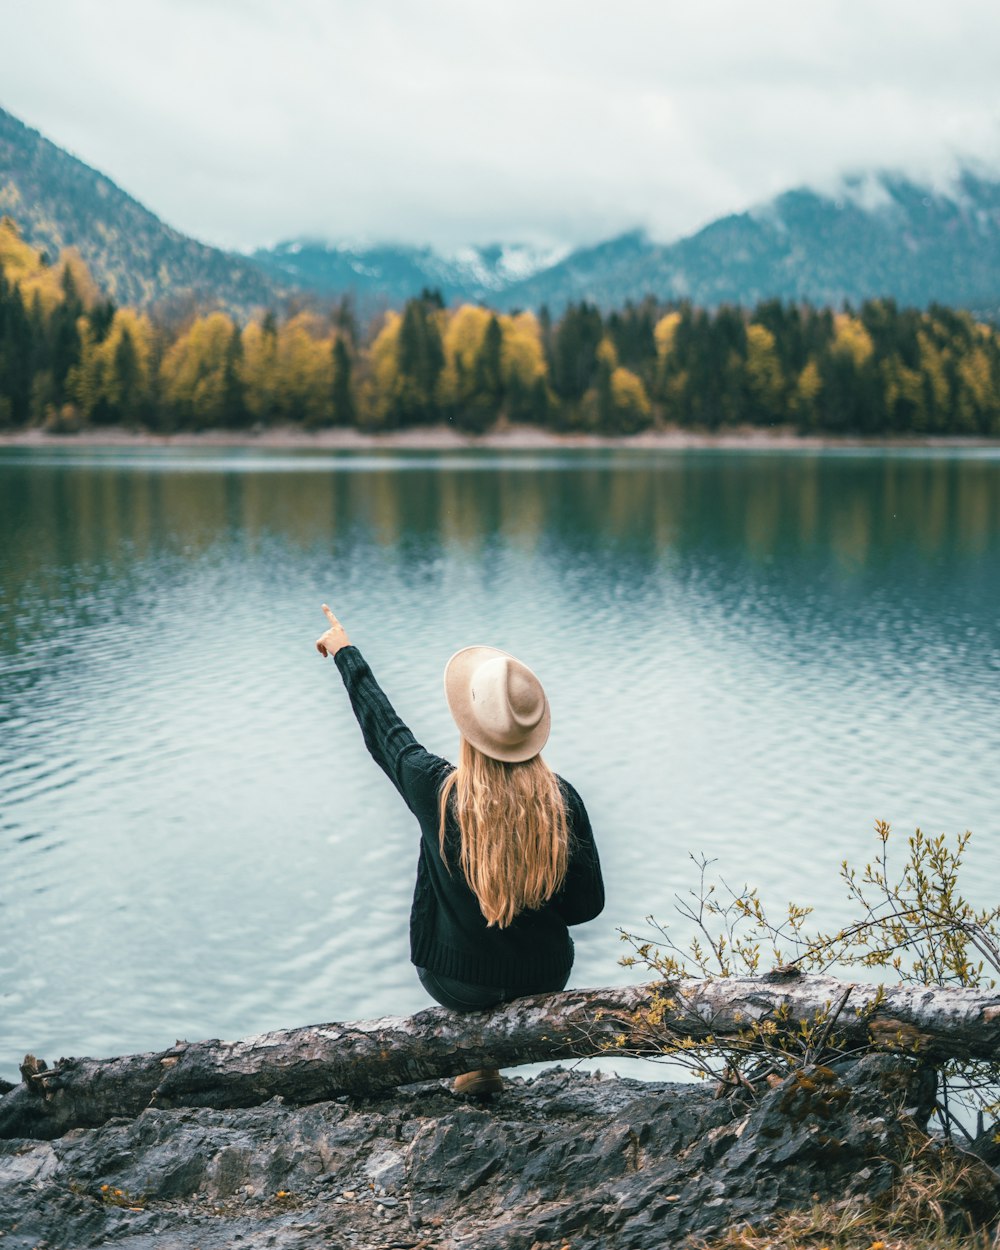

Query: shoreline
left=0, top=424, right=997, bottom=453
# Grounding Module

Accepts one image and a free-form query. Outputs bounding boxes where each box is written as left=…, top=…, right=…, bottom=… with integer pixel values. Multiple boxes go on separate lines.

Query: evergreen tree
left=677, top=306, right=747, bottom=428
left=458, top=313, right=504, bottom=434
left=0, top=278, right=32, bottom=425
left=552, top=303, right=603, bottom=403
left=220, top=324, right=245, bottom=428
left=607, top=299, right=657, bottom=377
left=110, top=325, right=139, bottom=425
left=471, top=314, right=503, bottom=423
left=528, top=376, right=553, bottom=427
left=538, top=304, right=555, bottom=377
left=88, top=299, right=117, bottom=344
left=49, top=265, right=84, bottom=399
left=394, top=296, right=444, bottom=425
left=331, top=336, right=355, bottom=426
left=27, top=290, right=46, bottom=382
left=333, top=296, right=358, bottom=349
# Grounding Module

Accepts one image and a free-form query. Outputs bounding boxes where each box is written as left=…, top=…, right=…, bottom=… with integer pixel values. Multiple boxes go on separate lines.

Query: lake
left=1, top=444, right=999, bottom=1083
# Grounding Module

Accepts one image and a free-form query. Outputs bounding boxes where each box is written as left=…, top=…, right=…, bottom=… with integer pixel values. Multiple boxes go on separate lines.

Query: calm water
left=1, top=446, right=999, bottom=1083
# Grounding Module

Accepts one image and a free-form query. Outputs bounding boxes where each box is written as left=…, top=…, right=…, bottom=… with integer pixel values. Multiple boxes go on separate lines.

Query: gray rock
left=0, top=1057, right=994, bottom=1249
left=363, top=1143, right=407, bottom=1194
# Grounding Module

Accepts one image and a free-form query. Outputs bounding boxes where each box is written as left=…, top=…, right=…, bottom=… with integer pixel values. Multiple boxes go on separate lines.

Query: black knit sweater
left=334, top=645, right=605, bottom=989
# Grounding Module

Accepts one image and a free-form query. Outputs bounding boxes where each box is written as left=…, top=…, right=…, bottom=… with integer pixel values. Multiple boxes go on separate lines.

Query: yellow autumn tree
left=240, top=317, right=279, bottom=425
left=793, top=359, right=823, bottom=427
left=745, top=323, right=784, bottom=421
left=880, top=355, right=925, bottom=432
left=579, top=336, right=652, bottom=433
left=69, top=309, right=154, bottom=424
left=500, top=310, right=549, bottom=424
left=608, top=365, right=652, bottom=432
left=0, top=219, right=100, bottom=313
left=831, top=313, right=874, bottom=367
left=501, top=312, right=546, bottom=388
left=361, top=310, right=403, bottom=430
left=955, top=346, right=995, bottom=434
left=435, top=305, right=549, bottom=424
left=0, top=216, right=47, bottom=289
left=438, top=305, right=493, bottom=411
left=271, top=312, right=335, bottom=427
left=917, top=331, right=949, bottom=433
left=653, top=310, right=685, bottom=419
left=654, top=311, right=681, bottom=359
left=159, top=312, right=239, bottom=429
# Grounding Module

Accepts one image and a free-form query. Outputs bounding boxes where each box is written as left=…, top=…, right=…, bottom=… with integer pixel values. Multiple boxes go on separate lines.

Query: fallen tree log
left=4, top=972, right=1000, bottom=1140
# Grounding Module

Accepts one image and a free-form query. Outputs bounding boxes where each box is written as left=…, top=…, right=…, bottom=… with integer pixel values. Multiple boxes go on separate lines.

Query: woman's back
left=316, top=607, right=604, bottom=1002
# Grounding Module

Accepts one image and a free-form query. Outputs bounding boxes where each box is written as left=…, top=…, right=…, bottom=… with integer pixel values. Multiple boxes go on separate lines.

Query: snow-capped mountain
left=490, top=169, right=1000, bottom=319
left=3, top=97, right=998, bottom=321
left=250, top=238, right=569, bottom=308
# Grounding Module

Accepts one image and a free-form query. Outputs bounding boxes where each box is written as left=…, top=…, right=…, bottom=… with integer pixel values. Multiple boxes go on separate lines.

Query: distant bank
left=1, top=425, right=998, bottom=452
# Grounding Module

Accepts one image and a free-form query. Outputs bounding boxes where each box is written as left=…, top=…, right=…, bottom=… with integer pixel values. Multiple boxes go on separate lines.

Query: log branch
left=3, top=974, right=1000, bottom=1141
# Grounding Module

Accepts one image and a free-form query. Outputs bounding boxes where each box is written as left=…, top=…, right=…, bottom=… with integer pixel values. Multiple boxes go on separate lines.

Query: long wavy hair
left=438, top=737, right=569, bottom=929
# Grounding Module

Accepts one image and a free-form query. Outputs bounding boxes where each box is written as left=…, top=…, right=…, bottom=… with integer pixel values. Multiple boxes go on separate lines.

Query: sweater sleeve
left=333, top=645, right=448, bottom=812
left=551, top=781, right=605, bottom=926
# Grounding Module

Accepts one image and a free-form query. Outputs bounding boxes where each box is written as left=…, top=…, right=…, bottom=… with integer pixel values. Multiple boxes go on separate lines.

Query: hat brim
left=443, top=645, right=551, bottom=763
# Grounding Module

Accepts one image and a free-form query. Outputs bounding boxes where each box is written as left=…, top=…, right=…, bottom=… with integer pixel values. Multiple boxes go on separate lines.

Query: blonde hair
left=438, top=737, right=569, bottom=929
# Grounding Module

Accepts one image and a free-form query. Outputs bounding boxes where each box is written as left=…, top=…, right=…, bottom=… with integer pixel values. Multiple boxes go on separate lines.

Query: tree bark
left=4, top=973, right=1000, bottom=1140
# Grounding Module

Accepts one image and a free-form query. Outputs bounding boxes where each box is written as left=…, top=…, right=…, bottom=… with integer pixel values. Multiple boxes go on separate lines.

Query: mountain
left=3, top=100, right=999, bottom=321
left=255, top=170, right=1000, bottom=321
left=0, top=106, right=284, bottom=316
left=250, top=239, right=569, bottom=312
left=493, top=171, right=1000, bottom=320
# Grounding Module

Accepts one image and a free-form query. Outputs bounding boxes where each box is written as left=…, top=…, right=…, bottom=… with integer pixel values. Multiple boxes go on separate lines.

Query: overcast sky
left=3, top=0, right=1000, bottom=254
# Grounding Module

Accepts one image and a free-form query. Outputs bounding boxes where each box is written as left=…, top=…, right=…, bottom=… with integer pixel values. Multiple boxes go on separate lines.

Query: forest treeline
left=2, top=216, right=999, bottom=437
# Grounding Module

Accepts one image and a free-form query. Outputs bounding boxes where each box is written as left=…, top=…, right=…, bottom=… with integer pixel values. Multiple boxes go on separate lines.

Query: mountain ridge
left=0, top=105, right=285, bottom=316
left=2, top=102, right=999, bottom=320
left=252, top=169, right=1000, bottom=320
left=249, top=237, right=570, bottom=310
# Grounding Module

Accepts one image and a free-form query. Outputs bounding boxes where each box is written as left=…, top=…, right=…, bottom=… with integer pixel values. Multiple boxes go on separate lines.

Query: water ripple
left=2, top=449, right=1000, bottom=1079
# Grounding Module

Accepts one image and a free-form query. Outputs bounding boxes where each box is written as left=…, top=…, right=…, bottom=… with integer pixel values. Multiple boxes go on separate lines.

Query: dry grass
left=694, top=1139, right=1000, bottom=1250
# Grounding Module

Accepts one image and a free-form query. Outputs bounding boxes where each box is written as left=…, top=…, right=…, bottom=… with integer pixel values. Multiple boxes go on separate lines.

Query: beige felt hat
left=443, top=646, right=551, bottom=763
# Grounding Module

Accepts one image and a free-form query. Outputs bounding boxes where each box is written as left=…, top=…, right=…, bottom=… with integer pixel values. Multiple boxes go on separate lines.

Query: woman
left=316, top=604, right=604, bottom=1096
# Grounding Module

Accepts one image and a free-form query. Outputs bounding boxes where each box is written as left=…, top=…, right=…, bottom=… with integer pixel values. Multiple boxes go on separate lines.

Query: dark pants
left=417, top=965, right=571, bottom=1014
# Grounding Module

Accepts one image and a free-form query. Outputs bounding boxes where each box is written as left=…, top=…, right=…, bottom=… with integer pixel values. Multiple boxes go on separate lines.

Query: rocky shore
left=4, top=1053, right=995, bottom=1250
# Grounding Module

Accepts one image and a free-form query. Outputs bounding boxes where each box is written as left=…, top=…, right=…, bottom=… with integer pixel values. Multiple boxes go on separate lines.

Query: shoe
left=453, top=1068, right=503, bottom=1097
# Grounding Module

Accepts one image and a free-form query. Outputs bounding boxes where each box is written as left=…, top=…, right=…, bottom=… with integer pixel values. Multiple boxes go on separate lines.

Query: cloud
left=2, top=0, right=999, bottom=250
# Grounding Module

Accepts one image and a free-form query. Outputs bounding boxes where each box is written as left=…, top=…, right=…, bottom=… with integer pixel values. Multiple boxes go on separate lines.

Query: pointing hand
left=316, top=604, right=350, bottom=658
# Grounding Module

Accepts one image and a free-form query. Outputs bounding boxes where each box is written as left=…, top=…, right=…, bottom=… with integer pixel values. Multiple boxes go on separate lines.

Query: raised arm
left=316, top=604, right=447, bottom=809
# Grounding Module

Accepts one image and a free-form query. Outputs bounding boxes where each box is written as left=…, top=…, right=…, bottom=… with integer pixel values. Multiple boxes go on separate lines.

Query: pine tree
left=331, top=336, right=355, bottom=426
left=0, top=280, right=32, bottom=424
left=110, top=325, right=139, bottom=425
left=477, top=315, right=503, bottom=394
left=552, top=303, right=603, bottom=402
left=88, top=299, right=117, bottom=344
left=333, top=296, right=358, bottom=349
left=49, top=266, right=83, bottom=398
left=538, top=304, right=555, bottom=376
left=394, top=297, right=444, bottom=425
left=220, top=324, right=245, bottom=428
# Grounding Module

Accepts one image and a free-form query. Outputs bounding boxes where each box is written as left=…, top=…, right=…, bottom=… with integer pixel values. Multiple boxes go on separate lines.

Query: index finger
left=321, top=603, right=339, bottom=625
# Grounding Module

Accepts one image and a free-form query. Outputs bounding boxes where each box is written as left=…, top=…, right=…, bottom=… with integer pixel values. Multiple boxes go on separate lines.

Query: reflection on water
left=1, top=447, right=999, bottom=1081
left=5, top=449, right=1000, bottom=577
